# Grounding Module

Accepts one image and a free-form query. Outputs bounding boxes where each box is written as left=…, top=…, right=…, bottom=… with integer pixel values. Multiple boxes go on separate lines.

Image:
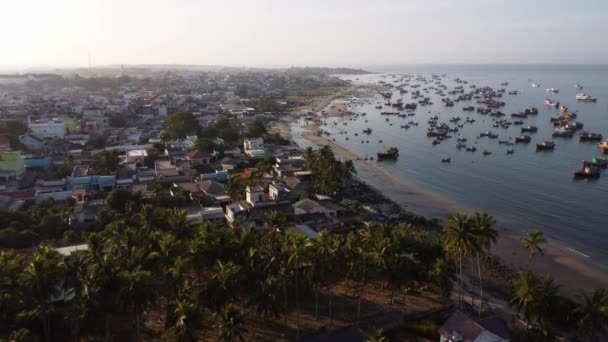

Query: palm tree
left=263, top=210, right=286, bottom=257
left=471, top=212, right=498, bottom=314
left=521, top=230, right=546, bottom=266
left=441, top=212, right=479, bottom=303
left=312, top=230, right=339, bottom=321
left=510, top=270, right=539, bottom=331
left=0, top=251, right=25, bottom=327
left=120, top=266, right=154, bottom=342
left=21, top=245, right=65, bottom=342
left=368, top=327, right=387, bottom=342
left=303, top=146, right=316, bottom=171
left=428, top=257, right=454, bottom=298
left=218, top=304, right=246, bottom=342
left=534, top=275, right=560, bottom=335
left=164, top=282, right=204, bottom=342
left=283, top=230, right=312, bottom=335
left=166, top=208, right=190, bottom=238
left=206, top=261, right=242, bottom=340
left=575, top=288, right=608, bottom=340
left=251, top=274, right=284, bottom=323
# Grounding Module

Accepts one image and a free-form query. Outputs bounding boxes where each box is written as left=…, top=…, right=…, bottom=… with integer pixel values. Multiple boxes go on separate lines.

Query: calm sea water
left=299, top=65, right=608, bottom=267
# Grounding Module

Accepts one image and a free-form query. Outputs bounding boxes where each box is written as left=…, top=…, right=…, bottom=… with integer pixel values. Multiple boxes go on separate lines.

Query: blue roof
left=24, top=157, right=51, bottom=168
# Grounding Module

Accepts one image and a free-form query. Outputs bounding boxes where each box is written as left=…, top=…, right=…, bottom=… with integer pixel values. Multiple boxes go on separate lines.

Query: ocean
left=293, top=64, right=608, bottom=270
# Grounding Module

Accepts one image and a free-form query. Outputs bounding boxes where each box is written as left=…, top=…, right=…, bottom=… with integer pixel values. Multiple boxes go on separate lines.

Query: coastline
left=279, top=94, right=608, bottom=295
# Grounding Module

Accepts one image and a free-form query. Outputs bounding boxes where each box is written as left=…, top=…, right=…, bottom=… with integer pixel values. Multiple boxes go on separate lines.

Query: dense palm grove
left=0, top=202, right=444, bottom=341
left=0, top=147, right=607, bottom=341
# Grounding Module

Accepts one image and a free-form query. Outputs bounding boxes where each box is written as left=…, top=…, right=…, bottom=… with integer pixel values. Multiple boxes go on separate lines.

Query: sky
left=1, top=0, right=607, bottom=68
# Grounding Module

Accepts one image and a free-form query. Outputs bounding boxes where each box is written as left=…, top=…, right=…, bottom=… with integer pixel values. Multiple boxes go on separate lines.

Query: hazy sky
left=1, top=0, right=607, bottom=68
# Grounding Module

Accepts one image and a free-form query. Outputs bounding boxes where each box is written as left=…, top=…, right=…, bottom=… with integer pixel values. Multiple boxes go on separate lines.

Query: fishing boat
left=362, top=128, right=372, bottom=134
left=426, top=128, right=448, bottom=137
left=536, top=141, right=555, bottom=151
left=515, top=135, right=531, bottom=143
left=524, top=107, right=538, bottom=115
left=532, top=82, right=541, bottom=88
left=521, top=126, right=538, bottom=133
left=573, top=166, right=601, bottom=179
left=511, top=112, right=527, bottom=118
left=576, top=93, right=597, bottom=102
left=543, top=99, right=560, bottom=108
left=441, top=157, right=451, bottom=163
left=583, top=158, right=608, bottom=169
left=506, top=149, right=514, bottom=154
left=546, top=88, right=559, bottom=93
left=552, top=127, right=574, bottom=138
left=377, top=147, right=399, bottom=160
left=483, top=150, right=492, bottom=156
left=579, top=131, right=603, bottom=142
left=599, top=141, right=608, bottom=154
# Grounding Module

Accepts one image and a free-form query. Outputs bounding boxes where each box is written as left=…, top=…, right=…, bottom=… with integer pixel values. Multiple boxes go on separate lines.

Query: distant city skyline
left=2, top=0, right=607, bottom=69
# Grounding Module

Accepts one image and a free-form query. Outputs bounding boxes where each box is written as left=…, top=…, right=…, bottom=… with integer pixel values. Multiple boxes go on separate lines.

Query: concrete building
left=243, top=138, right=265, bottom=157
left=27, top=116, right=66, bottom=139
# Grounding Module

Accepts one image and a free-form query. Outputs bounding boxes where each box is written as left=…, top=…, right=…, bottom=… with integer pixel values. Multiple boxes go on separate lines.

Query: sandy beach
left=280, top=92, right=608, bottom=295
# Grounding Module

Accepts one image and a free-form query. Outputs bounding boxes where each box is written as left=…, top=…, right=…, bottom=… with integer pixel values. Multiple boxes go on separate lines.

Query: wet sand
left=493, top=233, right=608, bottom=294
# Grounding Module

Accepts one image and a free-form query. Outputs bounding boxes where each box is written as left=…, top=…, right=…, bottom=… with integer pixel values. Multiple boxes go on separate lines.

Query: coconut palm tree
left=441, top=212, right=479, bottom=303
left=119, top=265, right=154, bottom=342
left=20, top=245, right=65, bottom=342
left=312, top=230, right=339, bottom=320
left=0, top=251, right=25, bottom=328
left=521, top=230, right=546, bottom=266
left=575, top=288, right=608, bottom=340
left=263, top=210, right=287, bottom=257
left=282, top=230, right=312, bottom=335
left=471, top=212, right=498, bottom=313
left=534, top=275, right=560, bottom=335
left=428, top=257, right=454, bottom=298
left=166, top=208, right=190, bottom=238
left=303, top=146, right=316, bottom=171
left=164, top=282, right=204, bottom=342
left=218, top=304, right=246, bottom=342
left=368, top=327, right=387, bottom=342
left=251, top=274, right=284, bottom=323
left=510, top=270, right=539, bottom=332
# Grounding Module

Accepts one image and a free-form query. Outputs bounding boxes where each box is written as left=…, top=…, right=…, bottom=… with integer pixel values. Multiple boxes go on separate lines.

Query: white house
left=126, top=149, right=148, bottom=164
left=243, top=138, right=265, bottom=157
left=246, top=185, right=265, bottom=207
left=27, top=116, right=66, bottom=139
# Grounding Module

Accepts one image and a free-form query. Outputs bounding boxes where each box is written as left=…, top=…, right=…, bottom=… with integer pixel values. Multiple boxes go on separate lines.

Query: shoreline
left=280, top=95, right=608, bottom=295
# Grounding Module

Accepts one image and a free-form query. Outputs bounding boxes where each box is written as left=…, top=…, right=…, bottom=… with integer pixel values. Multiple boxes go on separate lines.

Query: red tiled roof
left=186, top=149, right=211, bottom=160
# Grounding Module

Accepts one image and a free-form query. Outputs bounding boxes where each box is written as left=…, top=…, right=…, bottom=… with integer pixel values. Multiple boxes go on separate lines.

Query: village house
left=243, top=138, right=265, bottom=157
left=27, top=115, right=66, bottom=139
left=438, top=311, right=510, bottom=342
left=186, top=149, right=212, bottom=166
left=154, top=159, right=189, bottom=183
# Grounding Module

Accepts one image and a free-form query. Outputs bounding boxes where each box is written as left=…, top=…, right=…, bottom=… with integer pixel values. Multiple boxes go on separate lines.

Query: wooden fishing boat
left=536, top=141, right=555, bottom=151
left=377, top=147, right=399, bottom=161
left=573, top=166, right=601, bottom=179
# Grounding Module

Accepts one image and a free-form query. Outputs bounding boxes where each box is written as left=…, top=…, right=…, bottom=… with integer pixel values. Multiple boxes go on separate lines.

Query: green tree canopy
left=166, top=112, right=200, bottom=139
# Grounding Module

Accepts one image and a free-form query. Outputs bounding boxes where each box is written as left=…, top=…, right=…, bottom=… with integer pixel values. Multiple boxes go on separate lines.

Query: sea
left=291, top=64, right=608, bottom=270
